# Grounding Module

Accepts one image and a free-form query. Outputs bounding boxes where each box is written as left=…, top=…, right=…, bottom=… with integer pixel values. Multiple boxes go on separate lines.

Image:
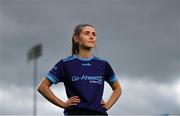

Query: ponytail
left=72, top=36, right=79, bottom=55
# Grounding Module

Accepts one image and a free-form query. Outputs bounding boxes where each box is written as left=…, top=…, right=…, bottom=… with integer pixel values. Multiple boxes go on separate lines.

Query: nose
left=89, top=36, right=94, bottom=40
left=89, top=34, right=95, bottom=40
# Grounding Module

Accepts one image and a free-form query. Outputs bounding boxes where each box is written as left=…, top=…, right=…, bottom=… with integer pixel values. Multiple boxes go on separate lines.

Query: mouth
left=88, top=41, right=96, bottom=44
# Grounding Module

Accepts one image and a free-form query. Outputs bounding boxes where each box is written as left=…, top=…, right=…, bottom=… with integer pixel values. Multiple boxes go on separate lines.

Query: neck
left=77, top=48, right=93, bottom=58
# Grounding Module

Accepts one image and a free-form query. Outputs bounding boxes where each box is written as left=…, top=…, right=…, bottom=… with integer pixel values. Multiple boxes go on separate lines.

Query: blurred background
left=0, top=0, right=180, bottom=115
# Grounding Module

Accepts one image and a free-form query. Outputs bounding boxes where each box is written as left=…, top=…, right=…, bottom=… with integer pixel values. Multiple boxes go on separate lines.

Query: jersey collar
left=73, top=54, right=94, bottom=61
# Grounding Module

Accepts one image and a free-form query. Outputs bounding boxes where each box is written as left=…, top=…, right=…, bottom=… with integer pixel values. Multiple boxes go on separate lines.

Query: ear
left=73, top=36, right=79, bottom=43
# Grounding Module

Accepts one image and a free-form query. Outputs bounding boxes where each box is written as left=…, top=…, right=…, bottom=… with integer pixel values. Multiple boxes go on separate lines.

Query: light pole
left=27, top=43, right=42, bottom=116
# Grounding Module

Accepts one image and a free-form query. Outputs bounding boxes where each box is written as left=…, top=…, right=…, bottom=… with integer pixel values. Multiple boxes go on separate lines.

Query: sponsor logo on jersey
left=72, top=75, right=102, bottom=84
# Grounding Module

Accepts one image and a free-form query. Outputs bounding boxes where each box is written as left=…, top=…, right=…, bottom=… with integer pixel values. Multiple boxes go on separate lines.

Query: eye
left=83, top=31, right=90, bottom=35
left=92, top=32, right=96, bottom=37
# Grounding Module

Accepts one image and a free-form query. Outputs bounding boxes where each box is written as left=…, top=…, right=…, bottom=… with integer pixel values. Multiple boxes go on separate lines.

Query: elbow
left=119, top=87, right=122, bottom=96
left=37, top=77, right=51, bottom=93
left=115, top=85, right=122, bottom=97
left=116, top=87, right=122, bottom=97
left=37, top=84, right=42, bottom=93
left=112, top=81, right=122, bottom=97
left=37, top=83, right=46, bottom=94
left=118, top=82, right=122, bottom=97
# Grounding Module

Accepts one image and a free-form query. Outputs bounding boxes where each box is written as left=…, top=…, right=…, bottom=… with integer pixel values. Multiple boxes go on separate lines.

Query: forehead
left=82, top=26, right=96, bottom=32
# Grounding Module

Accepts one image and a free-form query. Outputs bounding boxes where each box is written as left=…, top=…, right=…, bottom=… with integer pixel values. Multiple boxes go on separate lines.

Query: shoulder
left=62, top=55, right=76, bottom=62
left=54, top=55, right=75, bottom=65
left=93, top=56, right=108, bottom=63
left=93, top=56, right=114, bottom=68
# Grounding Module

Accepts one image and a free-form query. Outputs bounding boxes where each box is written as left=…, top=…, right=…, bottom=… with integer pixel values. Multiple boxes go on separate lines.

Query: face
left=75, top=26, right=96, bottom=49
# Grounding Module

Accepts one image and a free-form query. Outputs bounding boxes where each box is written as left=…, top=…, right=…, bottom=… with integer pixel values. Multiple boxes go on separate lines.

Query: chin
left=88, top=44, right=96, bottom=47
left=83, top=45, right=95, bottom=49
left=88, top=45, right=95, bottom=48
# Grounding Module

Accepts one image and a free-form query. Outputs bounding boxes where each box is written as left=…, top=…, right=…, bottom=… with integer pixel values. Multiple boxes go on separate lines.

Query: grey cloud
left=105, top=79, right=180, bottom=115
left=1, top=79, right=179, bottom=115
left=1, top=0, right=179, bottom=84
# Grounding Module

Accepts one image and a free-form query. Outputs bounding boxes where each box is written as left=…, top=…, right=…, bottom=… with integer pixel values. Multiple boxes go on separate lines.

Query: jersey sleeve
left=44, top=59, right=65, bottom=84
left=105, top=61, right=118, bottom=85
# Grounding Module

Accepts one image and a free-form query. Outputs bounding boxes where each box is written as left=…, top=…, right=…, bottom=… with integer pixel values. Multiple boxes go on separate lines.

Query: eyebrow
left=83, top=31, right=96, bottom=34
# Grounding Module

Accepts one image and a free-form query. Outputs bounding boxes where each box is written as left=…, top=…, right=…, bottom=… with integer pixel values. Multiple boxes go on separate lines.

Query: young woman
left=38, top=24, right=122, bottom=115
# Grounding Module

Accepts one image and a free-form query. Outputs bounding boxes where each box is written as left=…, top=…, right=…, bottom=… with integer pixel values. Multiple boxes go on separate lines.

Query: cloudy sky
left=0, top=0, right=180, bottom=115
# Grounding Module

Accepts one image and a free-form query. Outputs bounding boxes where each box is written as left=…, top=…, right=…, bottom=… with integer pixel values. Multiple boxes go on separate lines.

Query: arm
left=37, top=77, right=80, bottom=109
left=101, top=80, right=122, bottom=110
